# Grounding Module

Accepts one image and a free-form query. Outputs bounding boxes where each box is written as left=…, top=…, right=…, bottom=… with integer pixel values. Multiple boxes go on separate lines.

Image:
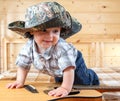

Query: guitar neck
left=73, top=85, right=120, bottom=93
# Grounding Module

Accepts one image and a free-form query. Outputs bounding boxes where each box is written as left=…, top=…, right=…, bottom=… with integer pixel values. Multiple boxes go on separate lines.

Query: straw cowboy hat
left=8, top=2, right=82, bottom=39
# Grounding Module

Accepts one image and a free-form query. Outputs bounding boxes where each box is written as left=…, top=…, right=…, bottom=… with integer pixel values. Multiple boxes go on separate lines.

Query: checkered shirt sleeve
left=15, top=40, right=33, bottom=69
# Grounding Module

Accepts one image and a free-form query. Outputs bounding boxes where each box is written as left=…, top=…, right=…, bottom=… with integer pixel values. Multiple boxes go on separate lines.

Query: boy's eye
left=53, top=29, right=59, bottom=33
left=41, top=29, right=46, bottom=32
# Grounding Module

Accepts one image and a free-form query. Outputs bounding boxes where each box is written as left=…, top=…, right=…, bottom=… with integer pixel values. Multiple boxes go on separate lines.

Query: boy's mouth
left=43, top=40, right=52, bottom=43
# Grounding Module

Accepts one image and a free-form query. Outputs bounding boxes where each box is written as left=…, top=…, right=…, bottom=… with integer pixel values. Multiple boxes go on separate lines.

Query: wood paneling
left=0, top=0, right=120, bottom=13
left=0, top=0, right=120, bottom=82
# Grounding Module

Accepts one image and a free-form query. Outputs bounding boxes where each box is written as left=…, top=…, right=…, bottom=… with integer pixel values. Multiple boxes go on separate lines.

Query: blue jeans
left=55, top=50, right=100, bottom=85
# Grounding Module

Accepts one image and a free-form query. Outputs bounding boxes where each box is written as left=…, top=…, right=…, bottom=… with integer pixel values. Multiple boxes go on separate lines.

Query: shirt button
left=40, top=58, right=44, bottom=62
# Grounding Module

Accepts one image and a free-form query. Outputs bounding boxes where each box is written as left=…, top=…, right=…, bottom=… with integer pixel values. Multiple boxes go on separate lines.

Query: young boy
left=6, top=2, right=99, bottom=97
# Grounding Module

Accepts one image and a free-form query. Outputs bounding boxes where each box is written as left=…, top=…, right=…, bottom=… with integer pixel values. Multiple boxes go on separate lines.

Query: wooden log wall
left=0, top=0, right=120, bottom=76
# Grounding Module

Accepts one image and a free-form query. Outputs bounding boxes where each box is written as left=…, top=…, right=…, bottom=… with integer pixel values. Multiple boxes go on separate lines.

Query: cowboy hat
left=8, top=2, right=82, bottom=39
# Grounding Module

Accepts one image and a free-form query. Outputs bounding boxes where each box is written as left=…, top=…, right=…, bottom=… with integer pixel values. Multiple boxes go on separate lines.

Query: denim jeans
left=55, top=50, right=100, bottom=85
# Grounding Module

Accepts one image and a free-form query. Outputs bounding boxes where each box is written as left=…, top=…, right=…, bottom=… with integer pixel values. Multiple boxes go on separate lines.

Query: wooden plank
left=2, top=38, right=27, bottom=72
left=80, top=24, right=120, bottom=34
left=103, top=42, right=120, bottom=56
left=7, top=43, right=24, bottom=58
left=72, top=13, right=120, bottom=24
left=100, top=42, right=104, bottom=67
left=103, top=57, right=120, bottom=67
left=90, top=43, right=96, bottom=67
left=2, top=13, right=120, bottom=24
left=74, top=43, right=90, bottom=56
left=66, top=34, right=120, bottom=43
left=95, top=42, right=100, bottom=67
left=0, top=0, right=120, bottom=13
left=3, top=38, right=8, bottom=71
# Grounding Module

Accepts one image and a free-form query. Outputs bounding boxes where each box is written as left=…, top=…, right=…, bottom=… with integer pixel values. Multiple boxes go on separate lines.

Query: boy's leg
left=74, top=50, right=100, bottom=85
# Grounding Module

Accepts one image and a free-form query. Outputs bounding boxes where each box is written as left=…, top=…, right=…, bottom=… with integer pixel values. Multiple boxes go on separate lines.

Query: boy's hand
left=48, top=86, right=69, bottom=97
left=6, top=81, right=24, bottom=89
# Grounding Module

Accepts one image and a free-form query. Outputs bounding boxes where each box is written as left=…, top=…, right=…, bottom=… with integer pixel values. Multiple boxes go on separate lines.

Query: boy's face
left=31, top=27, right=61, bottom=49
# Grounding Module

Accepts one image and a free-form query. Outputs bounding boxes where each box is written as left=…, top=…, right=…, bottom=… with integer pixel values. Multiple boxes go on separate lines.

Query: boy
left=6, top=2, right=99, bottom=97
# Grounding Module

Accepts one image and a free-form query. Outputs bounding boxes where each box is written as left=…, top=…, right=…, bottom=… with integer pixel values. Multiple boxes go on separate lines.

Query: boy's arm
left=6, top=67, right=29, bottom=89
left=61, top=66, right=75, bottom=92
left=16, top=67, right=29, bottom=85
left=48, top=66, right=75, bottom=97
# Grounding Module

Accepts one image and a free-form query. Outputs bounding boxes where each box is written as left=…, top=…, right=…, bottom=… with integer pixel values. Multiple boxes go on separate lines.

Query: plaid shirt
left=16, top=38, right=77, bottom=77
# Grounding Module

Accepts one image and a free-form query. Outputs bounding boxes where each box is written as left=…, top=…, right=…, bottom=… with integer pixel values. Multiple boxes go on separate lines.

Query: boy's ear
left=30, top=32, right=33, bottom=35
left=24, top=32, right=33, bottom=39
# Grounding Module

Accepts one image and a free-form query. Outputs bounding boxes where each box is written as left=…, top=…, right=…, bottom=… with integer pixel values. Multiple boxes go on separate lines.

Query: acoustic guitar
left=0, top=80, right=102, bottom=101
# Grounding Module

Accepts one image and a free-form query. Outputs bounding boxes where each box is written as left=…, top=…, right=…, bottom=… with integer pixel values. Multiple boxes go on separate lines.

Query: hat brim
left=8, top=17, right=82, bottom=39
left=60, top=17, right=82, bottom=39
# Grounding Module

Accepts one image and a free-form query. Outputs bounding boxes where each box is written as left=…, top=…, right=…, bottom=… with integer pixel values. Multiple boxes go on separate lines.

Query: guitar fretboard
left=73, top=85, right=120, bottom=92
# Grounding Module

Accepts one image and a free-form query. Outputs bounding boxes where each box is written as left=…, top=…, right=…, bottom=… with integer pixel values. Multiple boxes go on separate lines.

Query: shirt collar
left=33, top=40, right=52, bottom=60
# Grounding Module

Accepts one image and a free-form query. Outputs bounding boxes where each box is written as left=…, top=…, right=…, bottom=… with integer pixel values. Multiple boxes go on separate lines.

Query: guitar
left=0, top=80, right=102, bottom=101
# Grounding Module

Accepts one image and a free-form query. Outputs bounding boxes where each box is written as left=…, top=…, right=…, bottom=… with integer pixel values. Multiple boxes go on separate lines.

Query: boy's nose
left=47, top=31, right=53, bottom=37
left=45, top=32, right=53, bottom=39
